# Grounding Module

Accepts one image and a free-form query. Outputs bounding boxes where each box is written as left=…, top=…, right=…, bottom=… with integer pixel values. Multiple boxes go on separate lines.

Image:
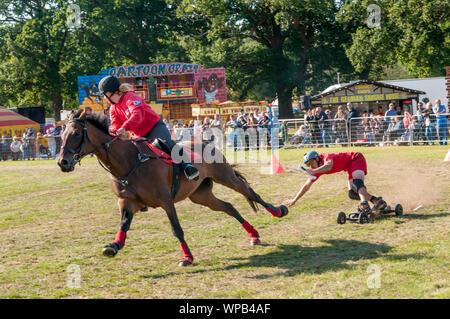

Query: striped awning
left=0, top=106, right=40, bottom=136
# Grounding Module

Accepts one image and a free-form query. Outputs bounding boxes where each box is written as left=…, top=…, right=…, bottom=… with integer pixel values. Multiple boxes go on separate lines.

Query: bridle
left=61, top=117, right=176, bottom=206
left=63, top=118, right=120, bottom=166
left=63, top=118, right=91, bottom=165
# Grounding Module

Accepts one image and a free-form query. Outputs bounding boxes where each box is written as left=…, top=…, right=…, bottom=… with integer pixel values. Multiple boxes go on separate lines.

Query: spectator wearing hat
left=415, top=102, right=425, bottom=124
left=22, top=128, right=35, bottom=160
left=384, top=103, right=398, bottom=122
left=10, top=136, right=22, bottom=161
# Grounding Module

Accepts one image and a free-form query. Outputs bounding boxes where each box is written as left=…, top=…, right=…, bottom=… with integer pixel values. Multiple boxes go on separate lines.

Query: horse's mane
left=72, top=109, right=110, bottom=135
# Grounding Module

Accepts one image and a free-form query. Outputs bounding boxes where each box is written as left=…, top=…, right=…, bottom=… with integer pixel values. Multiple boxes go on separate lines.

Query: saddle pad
left=143, top=142, right=202, bottom=164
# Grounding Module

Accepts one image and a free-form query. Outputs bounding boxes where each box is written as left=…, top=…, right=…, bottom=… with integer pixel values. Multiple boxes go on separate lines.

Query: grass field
left=0, top=146, right=449, bottom=298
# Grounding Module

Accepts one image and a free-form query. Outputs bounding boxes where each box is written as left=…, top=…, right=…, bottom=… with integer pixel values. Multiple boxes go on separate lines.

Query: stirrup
left=184, top=165, right=200, bottom=181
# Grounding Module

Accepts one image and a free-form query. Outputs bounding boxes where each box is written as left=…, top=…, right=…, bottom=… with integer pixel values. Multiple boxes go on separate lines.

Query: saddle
left=139, top=138, right=200, bottom=200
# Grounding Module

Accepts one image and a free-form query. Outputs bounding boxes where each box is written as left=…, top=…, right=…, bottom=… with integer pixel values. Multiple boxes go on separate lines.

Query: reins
left=67, top=117, right=172, bottom=206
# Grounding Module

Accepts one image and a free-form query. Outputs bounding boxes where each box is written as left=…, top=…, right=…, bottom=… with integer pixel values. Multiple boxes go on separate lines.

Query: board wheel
left=395, top=204, right=403, bottom=216
left=337, top=212, right=346, bottom=224
left=359, top=212, right=370, bottom=224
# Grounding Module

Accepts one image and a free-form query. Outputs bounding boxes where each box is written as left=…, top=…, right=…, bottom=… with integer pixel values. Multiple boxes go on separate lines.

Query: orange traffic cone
left=271, top=154, right=285, bottom=174
left=444, top=149, right=450, bottom=162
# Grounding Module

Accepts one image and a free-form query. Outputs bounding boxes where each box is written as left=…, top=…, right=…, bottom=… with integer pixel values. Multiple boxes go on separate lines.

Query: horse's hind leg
left=211, top=166, right=288, bottom=218
left=189, top=178, right=261, bottom=245
left=102, top=198, right=140, bottom=258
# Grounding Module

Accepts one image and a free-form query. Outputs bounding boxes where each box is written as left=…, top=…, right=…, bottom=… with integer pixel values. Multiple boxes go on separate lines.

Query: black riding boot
left=158, top=138, right=200, bottom=181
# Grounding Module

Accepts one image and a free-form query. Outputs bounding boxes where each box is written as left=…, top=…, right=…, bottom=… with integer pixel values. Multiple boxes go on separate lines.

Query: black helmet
left=98, top=76, right=120, bottom=94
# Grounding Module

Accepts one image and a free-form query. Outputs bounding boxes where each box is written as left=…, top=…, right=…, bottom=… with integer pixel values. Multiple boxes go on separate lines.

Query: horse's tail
left=232, top=167, right=259, bottom=213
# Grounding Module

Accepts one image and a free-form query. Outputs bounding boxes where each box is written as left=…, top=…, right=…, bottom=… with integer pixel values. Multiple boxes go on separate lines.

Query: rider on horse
left=98, top=75, right=200, bottom=180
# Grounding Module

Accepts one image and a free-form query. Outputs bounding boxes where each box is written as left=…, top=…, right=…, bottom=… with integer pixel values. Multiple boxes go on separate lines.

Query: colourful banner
left=108, top=63, right=201, bottom=78
left=160, top=87, right=194, bottom=99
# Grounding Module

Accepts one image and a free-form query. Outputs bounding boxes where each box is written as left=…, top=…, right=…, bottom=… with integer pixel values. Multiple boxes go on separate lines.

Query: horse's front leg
left=102, top=198, right=138, bottom=258
left=162, top=201, right=194, bottom=267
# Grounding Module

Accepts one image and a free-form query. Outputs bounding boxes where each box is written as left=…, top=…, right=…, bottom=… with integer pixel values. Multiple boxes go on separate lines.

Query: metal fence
left=0, top=136, right=63, bottom=161
left=280, top=113, right=449, bottom=148
left=1, top=114, right=448, bottom=162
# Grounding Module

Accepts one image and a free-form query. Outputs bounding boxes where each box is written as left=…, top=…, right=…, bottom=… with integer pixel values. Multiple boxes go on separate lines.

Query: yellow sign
left=243, top=105, right=267, bottom=113
left=220, top=107, right=244, bottom=116
left=192, top=107, right=220, bottom=116
left=322, top=92, right=408, bottom=104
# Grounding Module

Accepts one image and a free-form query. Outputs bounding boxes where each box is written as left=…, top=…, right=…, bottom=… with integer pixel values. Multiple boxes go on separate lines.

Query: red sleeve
left=108, top=106, right=121, bottom=134
left=122, top=96, right=147, bottom=132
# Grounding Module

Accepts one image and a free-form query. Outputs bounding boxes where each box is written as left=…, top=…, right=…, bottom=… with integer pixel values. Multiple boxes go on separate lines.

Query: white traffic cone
left=444, top=149, right=450, bottom=162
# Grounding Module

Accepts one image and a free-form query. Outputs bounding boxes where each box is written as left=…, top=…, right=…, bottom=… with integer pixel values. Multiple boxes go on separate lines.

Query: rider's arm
left=289, top=178, right=314, bottom=205
left=108, top=106, right=121, bottom=135
left=310, top=159, right=333, bottom=175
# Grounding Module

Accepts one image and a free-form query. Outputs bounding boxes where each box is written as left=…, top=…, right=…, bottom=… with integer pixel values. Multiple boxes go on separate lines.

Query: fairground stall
left=191, top=100, right=269, bottom=123
left=0, top=106, right=40, bottom=137
left=311, top=80, right=426, bottom=114
left=77, top=62, right=227, bottom=123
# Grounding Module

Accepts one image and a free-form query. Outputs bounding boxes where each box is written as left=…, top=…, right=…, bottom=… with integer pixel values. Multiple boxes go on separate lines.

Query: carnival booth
left=0, top=106, right=40, bottom=137
left=311, top=80, right=426, bottom=114
left=77, top=62, right=227, bottom=123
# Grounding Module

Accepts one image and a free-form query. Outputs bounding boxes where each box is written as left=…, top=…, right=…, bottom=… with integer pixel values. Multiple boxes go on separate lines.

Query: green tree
left=177, top=0, right=353, bottom=118
left=0, top=1, right=106, bottom=120
left=338, top=0, right=450, bottom=78
left=77, top=0, right=199, bottom=65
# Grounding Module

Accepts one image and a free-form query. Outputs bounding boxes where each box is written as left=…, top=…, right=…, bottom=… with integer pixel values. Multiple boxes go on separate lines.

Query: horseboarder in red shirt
left=98, top=75, right=199, bottom=180
left=283, top=151, right=387, bottom=214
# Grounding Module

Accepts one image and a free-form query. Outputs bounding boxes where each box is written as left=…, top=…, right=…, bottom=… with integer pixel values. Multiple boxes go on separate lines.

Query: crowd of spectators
left=0, top=122, right=65, bottom=161
left=289, top=99, right=448, bottom=147
left=1, top=100, right=447, bottom=161
left=170, top=110, right=279, bottom=151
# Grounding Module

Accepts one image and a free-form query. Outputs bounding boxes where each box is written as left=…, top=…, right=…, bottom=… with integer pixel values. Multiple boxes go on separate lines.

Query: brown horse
left=57, top=108, right=288, bottom=266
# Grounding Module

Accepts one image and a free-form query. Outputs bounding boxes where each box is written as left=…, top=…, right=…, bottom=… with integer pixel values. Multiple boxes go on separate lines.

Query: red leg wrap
left=265, top=206, right=282, bottom=217
left=113, top=230, right=127, bottom=247
left=180, top=242, right=193, bottom=258
left=242, top=221, right=259, bottom=238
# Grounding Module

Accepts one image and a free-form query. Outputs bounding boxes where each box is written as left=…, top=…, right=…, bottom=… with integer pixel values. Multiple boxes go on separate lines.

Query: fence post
left=347, top=119, right=351, bottom=146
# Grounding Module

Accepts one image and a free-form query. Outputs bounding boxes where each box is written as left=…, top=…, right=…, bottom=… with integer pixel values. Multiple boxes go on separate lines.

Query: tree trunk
left=52, top=92, right=63, bottom=121
left=277, top=86, right=293, bottom=119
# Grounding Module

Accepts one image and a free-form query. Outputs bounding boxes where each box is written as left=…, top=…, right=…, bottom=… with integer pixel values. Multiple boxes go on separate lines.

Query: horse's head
left=57, top=108, right=92, bottom=172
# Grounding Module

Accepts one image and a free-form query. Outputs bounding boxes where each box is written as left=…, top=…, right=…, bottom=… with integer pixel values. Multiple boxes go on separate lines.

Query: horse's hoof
left=102, top=244, right=118, bottom=258
left=250, top=237, right=261, bottom=245
left=279, top=205, right=289, bottom=217
left=178, top=256, right=193, bottom=267
left=266, top=204, right=288, bottom=218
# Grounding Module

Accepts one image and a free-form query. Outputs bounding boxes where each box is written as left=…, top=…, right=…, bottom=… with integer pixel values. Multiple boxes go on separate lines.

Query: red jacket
left=109, top=91, right=161, bottom=138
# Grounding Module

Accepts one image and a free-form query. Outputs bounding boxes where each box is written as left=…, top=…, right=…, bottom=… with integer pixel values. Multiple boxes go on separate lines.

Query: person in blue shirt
left=433, top=99, right=448, bottom=145
left=384, top=103, right=398, bottom=122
